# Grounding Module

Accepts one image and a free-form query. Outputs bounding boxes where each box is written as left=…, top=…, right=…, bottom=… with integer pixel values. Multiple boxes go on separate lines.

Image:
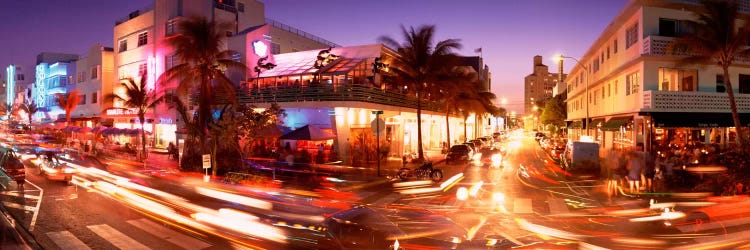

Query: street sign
left=202, top=154, right=211, bottom=169
left=371, top=118, right=385, bottom=135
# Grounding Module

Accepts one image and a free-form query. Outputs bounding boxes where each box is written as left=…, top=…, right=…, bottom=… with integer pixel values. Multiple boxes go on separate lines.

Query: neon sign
left=106, top=108, right=138, bottom=116
left=252, top=41, right=268, bottom=57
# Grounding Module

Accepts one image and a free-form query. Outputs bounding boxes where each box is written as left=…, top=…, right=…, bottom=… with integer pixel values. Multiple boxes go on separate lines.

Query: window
left=137, top=32, right=148, bottom=47
left=740, top=74, right=750, bottom=94
left=659, top=18, right=677, bottom=37
left=238, top=2, right=244, bottom=12
left=613, top=39, right=618, bottom=53
left=626, top=72, right=640, bottom=95
left=118, top=66, right=127, bottom=80
left=593, top=59, right=600, bottom=72
left=607, top=83, right=611, bottom=97
left=717, top=74, right=726, bottom=92
left=118, top=39, right=127, bottom=52
left=601, top=87, right=605, bottom=99
left=138, top=63, right=147, bottom=76
left=626, top=22, right=639, bottom=49
left=271, top=43, right=281, bottom=55
left=166, top=20, right=178, bottom=36
left=231, top=52, right=241, bottom=62
left=594, top=90, right=597, bottom=105
left=92, top=92, right=98, bottom=104
left=658, top=68, right=697, bottom=91
left=165, top=54, right=179, bottom=71
left=607, top=47, right=610, bottom=59
left=91, top=66, right=98, bottom=80
left=79, top=95, right=86, bottom=105
left=77, top=72, right=86, bottom=83
left=600, top=52, right=604, bottom=63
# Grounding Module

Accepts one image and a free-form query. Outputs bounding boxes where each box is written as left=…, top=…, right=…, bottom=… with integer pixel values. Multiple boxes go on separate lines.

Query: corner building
left=112, top=0, right=334, bottom=148
left=565, top=0, right=750, bottom=150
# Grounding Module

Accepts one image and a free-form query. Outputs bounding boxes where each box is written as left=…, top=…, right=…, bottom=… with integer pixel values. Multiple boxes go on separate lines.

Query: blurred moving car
left=0, top=147, right=26, bottom=185
left=10, top=143, right=40, bottom=160
left=324, top=205, right=466, bottom=249
left=446, top=144, right=473, bottom=164
left=474, top=147, right=503, bottom=168
left=36, top=150, right=76, bottom=184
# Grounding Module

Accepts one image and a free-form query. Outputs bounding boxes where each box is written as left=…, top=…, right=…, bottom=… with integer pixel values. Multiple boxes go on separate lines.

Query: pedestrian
left=604, top=150, right=620, bottom=200
left=627, top=151, right=644, bottom=194
left=643, top=150, right=656, bottom=193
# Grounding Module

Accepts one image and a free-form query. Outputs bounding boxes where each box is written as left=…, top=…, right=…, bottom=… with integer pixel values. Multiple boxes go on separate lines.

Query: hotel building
left=525, top=55, right=566, bottom=114
left=565, top=0, right=750, bottom=150
left=112, top=0, right=334, bottom=148
left=33, top=53, right=79, bottom=121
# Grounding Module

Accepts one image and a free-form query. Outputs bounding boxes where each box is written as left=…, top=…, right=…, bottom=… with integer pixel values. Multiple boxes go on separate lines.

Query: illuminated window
left=92, top=92, right=98, bottom=104
left=90, top=66, right=98, bottom=80
left=118, top=39, right=127, bottom=52
left=138, top=32, right=148, bottom=47
left=166, top=20, right=178, bottom=36
left=625, top=23, right=638, bottom=49
left=626, top=72, right=640, bottom=95
left=238, top=2, right=244, bottom=12
left=658, top=68, right=697, bottom=92
left=138, top=63, right=147, bottom=76
left=79, top=94, right=86, bottom=105
left=165, top=54, right=179, bottom=71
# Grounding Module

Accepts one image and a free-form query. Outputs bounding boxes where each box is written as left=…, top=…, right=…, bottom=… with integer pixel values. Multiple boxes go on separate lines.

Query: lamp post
left=555, top=54, right=589, bottom=137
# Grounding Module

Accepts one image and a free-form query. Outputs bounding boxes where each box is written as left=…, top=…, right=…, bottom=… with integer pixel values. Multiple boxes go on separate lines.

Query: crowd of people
left=602, top=142, right=750, bottom=200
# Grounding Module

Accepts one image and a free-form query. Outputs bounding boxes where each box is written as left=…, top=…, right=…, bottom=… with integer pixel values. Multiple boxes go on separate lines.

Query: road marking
left=676, top=216, right=750, bottom=232
left=373, top=193, right=400, bottom=206
left=87, top=224, right=151, bottom=250
left=1, top=201, right=36, bottom=211
left=0, top=191, right=41, bottom=200
left=128, top=218, right=211, bottom=250
left=548, top=198, right=570, bottom=214
left=513, top=198, right=533, bottom=214
left=25, top=180, right=43, bottom=232
left=46, top=231, right=91, bottom=250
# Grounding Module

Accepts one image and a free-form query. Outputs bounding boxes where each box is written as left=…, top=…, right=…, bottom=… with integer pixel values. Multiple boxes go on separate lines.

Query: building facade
left=525, top=55, right=566, bottom=114
left=71, top=45, right=115, bottom=124
left=112, top=0, right=334, bottom=148
left=565, top=0, right=750, bottom=151
left=5, top=65, right=32, bottom=109
left=34, top=53, right=79, bottom=121
left=242, top=44, right=492, bottom=165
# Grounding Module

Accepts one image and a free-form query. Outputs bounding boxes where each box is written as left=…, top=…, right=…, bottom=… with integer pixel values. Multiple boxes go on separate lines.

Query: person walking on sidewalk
left=604, top=150, right=621, bottom=200
left=627, top=150, right=644, bottom=194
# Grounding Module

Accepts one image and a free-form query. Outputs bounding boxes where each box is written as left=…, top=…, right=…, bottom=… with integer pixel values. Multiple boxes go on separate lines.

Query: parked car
left=0, top=147, right=25, bottom=185
left=463, top=142, right=477, bottom=154
left=36, top=150, right=76, bottom=185
left=446, top=144, right=473, bottom=164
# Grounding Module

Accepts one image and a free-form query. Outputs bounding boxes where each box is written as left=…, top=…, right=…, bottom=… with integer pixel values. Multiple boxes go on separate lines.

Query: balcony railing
left=204, top=84, right=442, bottom=112
left=643, top=35, right=750, bottom=62
left=265, top=18, right=340, bottom=48
left=114, top=4, right=154, bottom=26
left=642, top=90, right=750, bottom=113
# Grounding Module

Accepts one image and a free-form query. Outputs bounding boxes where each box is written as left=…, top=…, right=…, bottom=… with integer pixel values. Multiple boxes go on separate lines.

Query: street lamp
left=554, top=54, right=590, bottom=137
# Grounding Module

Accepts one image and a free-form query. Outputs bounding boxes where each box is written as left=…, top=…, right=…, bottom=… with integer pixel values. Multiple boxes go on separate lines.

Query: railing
left=214, top=2, right=237, bottom=13
left=114, top=4, right=154, bottom=26
left=642, top=90, right=750, bottom=112
left=265, top=18, right=340, bottom=48
left=642, top=35, right=750, bottom=62
left=227, top=84, right=442, bottom=112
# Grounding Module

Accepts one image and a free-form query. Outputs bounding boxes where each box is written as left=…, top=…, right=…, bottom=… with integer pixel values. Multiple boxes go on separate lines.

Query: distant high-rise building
left=524, top=55, right=566, bottom=114
left=5, top=65, right=32, bottom=109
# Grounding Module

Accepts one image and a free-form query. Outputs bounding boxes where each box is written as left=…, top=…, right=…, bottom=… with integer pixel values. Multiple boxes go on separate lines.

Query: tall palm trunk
left=139, top=112, right=147, bottom=161
left=723, top=66, right=746, bottom=146
left=463, top=116, right=469, bottom=142
left=416, top=91, right=424, bottom=161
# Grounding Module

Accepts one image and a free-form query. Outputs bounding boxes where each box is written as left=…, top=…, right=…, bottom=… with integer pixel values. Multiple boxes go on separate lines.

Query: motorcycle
left=398, top=162, right=443, bottom=182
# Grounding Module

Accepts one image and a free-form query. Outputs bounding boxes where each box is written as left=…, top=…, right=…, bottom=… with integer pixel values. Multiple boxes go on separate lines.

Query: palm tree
left=158, top=16, right=247, bottom=157
left=379, top=25, right=461, bottom=160
left=18, top=100, right=40, bottom=129
left=108, top=74, right=164, bottom=160
left=669, top=0, right=750, bottom=145
left=55, top=90, right=82, bottom=125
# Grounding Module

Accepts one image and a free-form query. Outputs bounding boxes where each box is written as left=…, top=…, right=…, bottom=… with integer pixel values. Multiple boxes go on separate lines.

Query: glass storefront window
left=658, top=68, right=698, bottom=92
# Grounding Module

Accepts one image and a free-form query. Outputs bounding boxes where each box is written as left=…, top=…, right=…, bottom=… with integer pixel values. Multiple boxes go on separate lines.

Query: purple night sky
left=0, top=0, right=626, bottom=113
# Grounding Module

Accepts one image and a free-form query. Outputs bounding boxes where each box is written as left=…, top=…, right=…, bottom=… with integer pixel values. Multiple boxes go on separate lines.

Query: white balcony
left=642, top=90, right=750, bottom=113
left=643, top=35, right=750, bottom=62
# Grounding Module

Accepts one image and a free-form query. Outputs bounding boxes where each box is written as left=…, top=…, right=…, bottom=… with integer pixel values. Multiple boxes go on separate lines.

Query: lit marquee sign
left=252, top=40, right=268, bottom=57
left=106, top=108, right=138, bottom=116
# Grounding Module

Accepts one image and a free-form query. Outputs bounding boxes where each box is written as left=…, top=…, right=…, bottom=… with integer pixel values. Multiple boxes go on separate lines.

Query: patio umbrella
left=91, top=126, right=108, bottom=133
left=78, top=127, right=92, bottom=133
left=279, top=125, right=336, bottom=141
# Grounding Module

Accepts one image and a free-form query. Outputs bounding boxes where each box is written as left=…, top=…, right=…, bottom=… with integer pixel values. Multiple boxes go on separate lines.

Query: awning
left=589, top=119, right=605, bottom=128
left=568, top=121, right=582, bottom=128
left=647, top=112, right=750, bottom=128
left=601, top=117, right=633, bottom=131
